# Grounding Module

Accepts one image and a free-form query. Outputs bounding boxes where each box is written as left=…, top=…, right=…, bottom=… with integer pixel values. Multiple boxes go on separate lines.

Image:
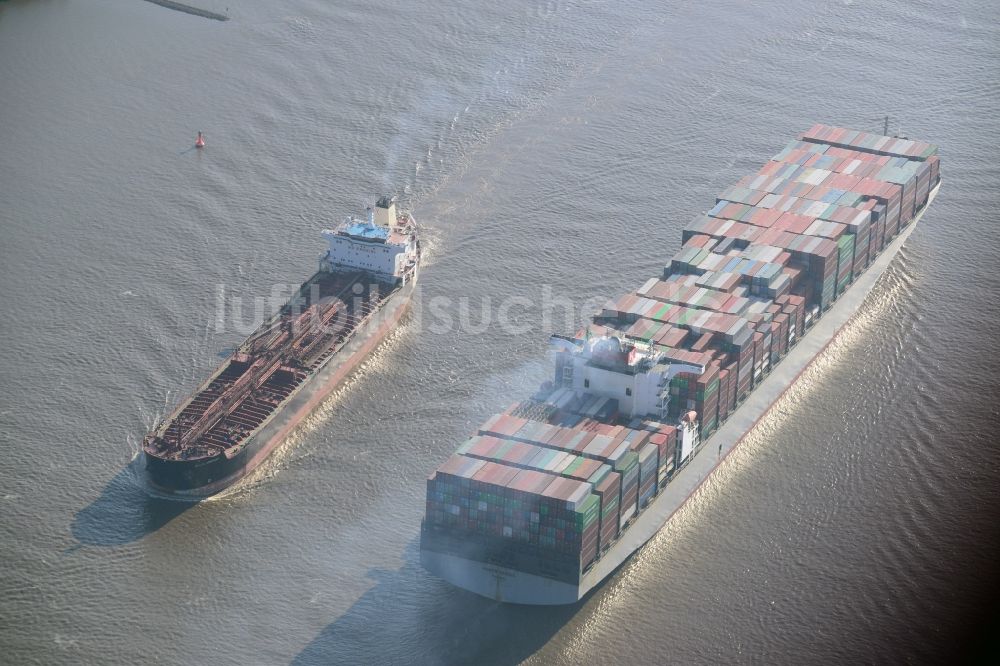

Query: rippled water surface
left=1, top=0, right=998, bottom=663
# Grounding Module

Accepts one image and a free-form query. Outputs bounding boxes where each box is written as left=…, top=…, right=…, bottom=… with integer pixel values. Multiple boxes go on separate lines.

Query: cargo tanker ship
left=420, top=125, right=940, bottom=604
left=144, top=197, right=420, bottom=497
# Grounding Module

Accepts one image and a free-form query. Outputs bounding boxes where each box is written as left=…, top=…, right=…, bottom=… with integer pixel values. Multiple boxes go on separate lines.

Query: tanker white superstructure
left=321, top=196, right=419, bottom=281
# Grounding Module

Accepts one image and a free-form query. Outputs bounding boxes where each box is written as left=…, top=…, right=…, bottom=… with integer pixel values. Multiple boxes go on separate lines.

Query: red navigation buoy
left=195, top=131, right=206, bottom=148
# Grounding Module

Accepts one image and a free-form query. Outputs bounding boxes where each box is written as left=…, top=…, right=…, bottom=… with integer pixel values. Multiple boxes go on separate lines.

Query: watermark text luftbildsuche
left=213, top=283, right=605, bottom=339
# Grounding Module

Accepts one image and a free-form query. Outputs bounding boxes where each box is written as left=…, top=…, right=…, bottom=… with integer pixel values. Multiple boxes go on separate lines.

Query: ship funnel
left=374, top=195, right=397, bottom=227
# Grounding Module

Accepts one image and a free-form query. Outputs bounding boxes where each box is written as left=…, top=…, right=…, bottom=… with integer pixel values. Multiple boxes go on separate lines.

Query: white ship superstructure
left=321, top=196, right=419, bottom=283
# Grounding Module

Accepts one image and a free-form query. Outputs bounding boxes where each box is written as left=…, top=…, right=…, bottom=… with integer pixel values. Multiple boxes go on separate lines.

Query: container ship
left=420, top=125, right=940, bottom=604
left=144, top=197, right=420, bottom=497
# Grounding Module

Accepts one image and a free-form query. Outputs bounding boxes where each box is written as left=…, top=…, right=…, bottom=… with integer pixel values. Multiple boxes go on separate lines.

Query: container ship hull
left=145, top=276, right=416, bottom=497
left=421, top=185, right=936, bottom=604
left=420, top=126, right=940, bottom=605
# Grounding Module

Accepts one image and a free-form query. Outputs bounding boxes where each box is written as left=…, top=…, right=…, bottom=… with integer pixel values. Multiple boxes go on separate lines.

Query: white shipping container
left=619, top=503, right=637, bottom=530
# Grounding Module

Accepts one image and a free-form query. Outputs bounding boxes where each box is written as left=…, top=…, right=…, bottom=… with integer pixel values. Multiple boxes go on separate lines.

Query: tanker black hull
left=145, top=445, right=248, bottom=493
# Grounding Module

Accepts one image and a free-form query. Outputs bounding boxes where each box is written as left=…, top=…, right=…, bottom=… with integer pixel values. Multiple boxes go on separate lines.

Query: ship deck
left=145, top=270, right=396, bottom=462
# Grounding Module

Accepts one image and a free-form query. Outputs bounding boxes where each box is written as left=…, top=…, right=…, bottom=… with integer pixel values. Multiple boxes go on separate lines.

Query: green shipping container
left=575, top=494, right=600, bottom=528
left=837, top=272, right=852, bottom=295
left=614, top=451, right=639, bottom=473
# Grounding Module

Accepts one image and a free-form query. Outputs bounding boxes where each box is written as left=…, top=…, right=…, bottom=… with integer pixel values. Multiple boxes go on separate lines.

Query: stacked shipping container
left=422, top=125, right=939, bottom=585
